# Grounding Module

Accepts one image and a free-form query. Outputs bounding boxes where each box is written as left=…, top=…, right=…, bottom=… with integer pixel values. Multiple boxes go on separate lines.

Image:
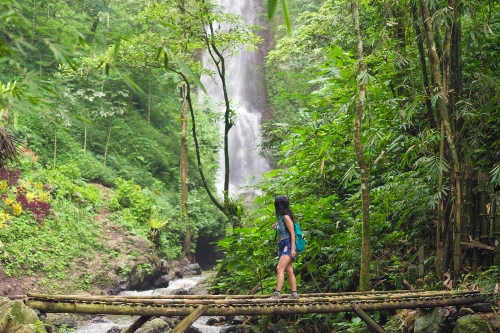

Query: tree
left=351, top=0, right=370, bottom=292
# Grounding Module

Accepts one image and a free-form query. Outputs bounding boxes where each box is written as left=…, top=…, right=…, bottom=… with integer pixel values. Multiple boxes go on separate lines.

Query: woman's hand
left=291, top=249, right=296, bottom=257
left=272, top=223, right=277, bottom=230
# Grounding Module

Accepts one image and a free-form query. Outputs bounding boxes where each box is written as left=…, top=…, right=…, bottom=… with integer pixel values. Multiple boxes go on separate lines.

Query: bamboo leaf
left=281, top=0, right=291, bottom=34
left=112, top=39, right=121, bottom=61
left=268, top=0, right=278, bottom=20
left=169, top=52, right=207, bottom=94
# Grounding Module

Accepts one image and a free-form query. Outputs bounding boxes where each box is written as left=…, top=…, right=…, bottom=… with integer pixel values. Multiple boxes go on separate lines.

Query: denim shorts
left=277, top=238, right=296, bottom=260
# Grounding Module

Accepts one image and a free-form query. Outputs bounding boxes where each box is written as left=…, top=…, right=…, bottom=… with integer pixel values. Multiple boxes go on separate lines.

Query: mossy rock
left=0, top=299, right=45, bottom=333
left=142, top=318, right=171, bottom=333
left=414, top=308, right=445, bottom=333
left=453, top=314, right=489, bottom=333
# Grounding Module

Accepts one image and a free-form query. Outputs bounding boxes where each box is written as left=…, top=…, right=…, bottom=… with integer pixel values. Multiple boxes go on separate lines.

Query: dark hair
left=274, top=195, right=294, bottom=221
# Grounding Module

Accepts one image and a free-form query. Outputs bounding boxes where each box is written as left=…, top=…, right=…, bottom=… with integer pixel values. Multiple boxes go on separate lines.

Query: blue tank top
left=276, top=215, right=290, bottom=239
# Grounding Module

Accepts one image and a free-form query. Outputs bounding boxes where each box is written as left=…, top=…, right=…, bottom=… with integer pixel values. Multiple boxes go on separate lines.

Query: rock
left=107, top=326, right=122, bottom=333
left=0, top=299, right=43, bottom=333
left=468, top=302, right=493, bottom=313
left=142, top=318, right=171, bottom=333
left=183, top=264, right=202, bottom=276
left=184, top=327, right=202, bottom=333
left=45, top=313, right=78, bottom=328
left=155, top=275, right=175, bottom=288
left=265, top=319, right=288, bottom=333
left=161, top=317, right=180, bottom=329
left=453, top=314, right=489, bottom=333
left=206, top=317, right=223, bottom=326
left=230, top=316, right=245, bottom=325
left=168, top=288, right=192, bottom=296
left=221, top=326, right=238, bottom=333
left=174, top=270, right=184, bottom=279
left=458, top=307, right=474, bottom=317
left=414, top=308, right=445, bottom=333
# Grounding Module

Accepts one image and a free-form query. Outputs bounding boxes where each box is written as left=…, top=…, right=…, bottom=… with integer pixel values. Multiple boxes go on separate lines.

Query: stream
left=74, top=274, right=228, bottom=333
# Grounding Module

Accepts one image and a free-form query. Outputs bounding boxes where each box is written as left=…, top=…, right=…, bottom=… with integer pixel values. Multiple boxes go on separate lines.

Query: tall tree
left=351, top=0, right=370, bottom=292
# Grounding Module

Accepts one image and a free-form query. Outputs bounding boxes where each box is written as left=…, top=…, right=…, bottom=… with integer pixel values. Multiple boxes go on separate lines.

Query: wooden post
left=490, top=190, right=496, bottom=266
left=171, top=305, right=210, bottom=333
left=122, top=316, right=151, bottom=333
left=351, top=304, right=386, bottom=333
left=494, top=191, right=500, bottom=266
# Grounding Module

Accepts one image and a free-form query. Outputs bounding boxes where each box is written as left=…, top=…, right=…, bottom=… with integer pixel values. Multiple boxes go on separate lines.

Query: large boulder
left=141, top=318, right=171, bottom=333
left=453, top=314, right=490, bottom=333
left=0, top=297, right=46, bottom=333
left=414, top=308, right=446, bottom=333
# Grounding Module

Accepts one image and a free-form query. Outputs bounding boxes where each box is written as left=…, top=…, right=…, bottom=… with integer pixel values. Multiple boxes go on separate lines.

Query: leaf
left=268, top=0, right=278, bottom=20
left=281, top=0, right=291, bottom=34
left=112, top=39, right=121, bottom=61
left=169, top=51, right=207, bottom=94
left=307, top=258, right=317, bottom=274
left=113, top=67, right=144, bottom=95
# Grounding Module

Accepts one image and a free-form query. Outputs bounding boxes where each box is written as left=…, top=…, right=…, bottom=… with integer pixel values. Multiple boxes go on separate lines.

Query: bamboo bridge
left=23, top=290, right=496, bottom=333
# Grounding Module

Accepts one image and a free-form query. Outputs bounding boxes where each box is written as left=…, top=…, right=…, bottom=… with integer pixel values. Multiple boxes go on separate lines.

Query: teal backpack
left=277, top=216, right=307, bottom=253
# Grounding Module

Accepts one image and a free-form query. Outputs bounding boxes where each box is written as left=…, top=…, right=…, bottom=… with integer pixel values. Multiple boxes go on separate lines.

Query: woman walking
left=270, top=195, right=299, bottom=299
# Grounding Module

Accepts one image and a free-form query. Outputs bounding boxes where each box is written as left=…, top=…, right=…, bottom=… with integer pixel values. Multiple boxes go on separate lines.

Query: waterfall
left=201, top=0, right=271, bottom=198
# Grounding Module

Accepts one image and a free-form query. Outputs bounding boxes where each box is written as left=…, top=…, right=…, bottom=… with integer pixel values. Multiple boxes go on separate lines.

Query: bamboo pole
left=460, top=241, right=494, bottom=252
left=351, top=305, right=386, bottom=333
left=478, top=171, right=489, bottom=268
left=25, top=294, right=492, bottom=317
left=171, top=305, right=209, bottom=333
left=494, top=191, right=500, bottom=266
left=26, top=289, right=432, bottom=301
left=122, top=316, right=151, bottom=333
left=26, top=290, right=480, bottom=306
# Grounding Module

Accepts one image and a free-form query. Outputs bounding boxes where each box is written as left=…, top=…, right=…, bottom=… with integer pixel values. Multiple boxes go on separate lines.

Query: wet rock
left=184, top=326, right=202, bottom=333
left=206, top=317, right=224, bottom=326
left=183, top=264, right=202, bottom=276
left=155, top=275, right=175, bottom=288
left=168, top=288, right=192, bottom=296
left=107, top=326, right=122, bottom=333
left=453, top=314, right=489, bottom=333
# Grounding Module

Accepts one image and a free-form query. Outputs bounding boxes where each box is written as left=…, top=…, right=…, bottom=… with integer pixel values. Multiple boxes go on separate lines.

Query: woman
left=270, top=195, right=299, bottom=299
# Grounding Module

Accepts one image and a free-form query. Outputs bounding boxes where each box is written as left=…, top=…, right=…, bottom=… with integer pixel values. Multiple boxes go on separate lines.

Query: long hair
left=274, top=195, right=294, bottom=221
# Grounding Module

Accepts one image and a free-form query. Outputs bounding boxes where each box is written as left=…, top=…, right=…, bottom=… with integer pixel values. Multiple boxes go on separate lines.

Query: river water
left=74, top=275, right=227, bottom=333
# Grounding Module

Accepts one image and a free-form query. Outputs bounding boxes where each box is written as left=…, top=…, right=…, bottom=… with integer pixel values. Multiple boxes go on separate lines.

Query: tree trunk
left=53, top=128, right=57, bottom=166
left=180, top=84, right=192, bottom=262
left=494, top=192, right=500, bottom=266
left=351, top=0, right=371, bottom=292
left=104, top=124, right=112, bottom=166
left=83, top=123, right=87, bottom=155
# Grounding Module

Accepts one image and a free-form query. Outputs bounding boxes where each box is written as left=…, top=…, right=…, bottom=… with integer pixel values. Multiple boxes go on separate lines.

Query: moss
left=454, top=314, right=490, bottom=333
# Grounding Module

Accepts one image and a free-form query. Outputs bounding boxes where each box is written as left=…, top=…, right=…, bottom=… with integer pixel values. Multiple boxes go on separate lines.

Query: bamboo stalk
left=494, top=191, right=500, bottom=266
left=25, top=294, right=492, bottom=317
left=351, top=305, right=386, bottom=333
left=122, top=316, right=151, bottom=333
left=460, top=240, right=494, bottom=251
left=171, top=305, right=210, bottom=333
left=25, top=290, right=482, bottom=307
left=25, top=289, right=445, bottom=301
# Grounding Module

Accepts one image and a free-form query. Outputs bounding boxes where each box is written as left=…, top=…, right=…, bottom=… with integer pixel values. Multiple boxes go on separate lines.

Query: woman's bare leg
left=276, top=255, right=292, bottom=291
left=285, top=260, right=297, bottom=291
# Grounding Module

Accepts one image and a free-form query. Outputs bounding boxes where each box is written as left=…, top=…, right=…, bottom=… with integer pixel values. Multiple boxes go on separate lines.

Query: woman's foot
left=287, top=291, right=299, bottom=299
left=269, top=291, right=281, bottom=299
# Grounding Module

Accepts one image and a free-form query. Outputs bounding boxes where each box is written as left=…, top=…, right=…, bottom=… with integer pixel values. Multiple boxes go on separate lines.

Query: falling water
left=201, top=0, right=271, bottom=198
